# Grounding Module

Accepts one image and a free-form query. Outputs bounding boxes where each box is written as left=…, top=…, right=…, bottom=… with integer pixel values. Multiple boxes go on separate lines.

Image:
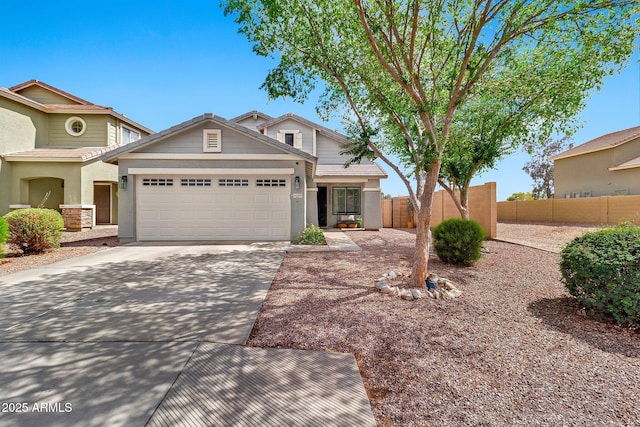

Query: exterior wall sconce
left=294, top=176, right=300, bottom=190
left=119, top=175, right=128, bottom=189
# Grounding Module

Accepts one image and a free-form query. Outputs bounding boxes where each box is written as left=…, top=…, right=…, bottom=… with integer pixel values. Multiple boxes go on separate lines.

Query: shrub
left=0, top=217, right=8, bottom=259
left=4, top=208, right=64, bottom=254
left=292, top=224, right=326, bottom=245
left=560, top=223, right=640, bottom=326
left=432, top=218, right=486, bottom=265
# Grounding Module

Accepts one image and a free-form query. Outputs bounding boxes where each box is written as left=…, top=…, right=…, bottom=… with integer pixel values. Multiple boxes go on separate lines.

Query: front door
left=317, top=187, right=327, bottom=227
left=94, top=184, right=111, bottom=224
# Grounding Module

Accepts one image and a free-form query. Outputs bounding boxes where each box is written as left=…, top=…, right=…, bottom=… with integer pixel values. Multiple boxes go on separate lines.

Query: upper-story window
left=285, top=133, right=294, bottom=146
left=122, top=127, right=141, bottom=144
left=65, top=117, right=87, bottom=137
left=277, top=130, right=302, bottom=149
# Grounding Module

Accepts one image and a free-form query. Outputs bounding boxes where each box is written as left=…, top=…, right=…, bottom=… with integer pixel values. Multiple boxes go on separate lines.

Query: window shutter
left=203, top=129, right=222, bottom=152
left=295, top=133, right=302, bottom=149
left=276, top=132, right=284, bottom=143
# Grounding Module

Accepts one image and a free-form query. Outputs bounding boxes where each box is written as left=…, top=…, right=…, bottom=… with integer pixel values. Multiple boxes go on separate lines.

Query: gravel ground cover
left=0, top=226, right=119, bottom=276
left=2, top=223, right=638, bottom=425
left=497, top=222, right=603, bottom=253
left=248, top=228, right=640, bottom=426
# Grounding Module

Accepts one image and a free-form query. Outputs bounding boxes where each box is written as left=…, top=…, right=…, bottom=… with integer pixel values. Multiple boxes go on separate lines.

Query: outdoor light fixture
left=294, top=176, right=300, bottom=190
left=119, top=175, right=128, bottom=189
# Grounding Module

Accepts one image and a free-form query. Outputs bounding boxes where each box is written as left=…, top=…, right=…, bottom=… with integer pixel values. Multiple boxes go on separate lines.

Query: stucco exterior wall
left=554, top=138, right=640, bottom=197
left=315, top=133, right=346, bottom=164
left=28, top=177, right=64, bottom=210
left=10, top=162, right=82, bottom=205
left=48, top=114, right=111, bottom=147
left=81, top=161, right=118, bottom=205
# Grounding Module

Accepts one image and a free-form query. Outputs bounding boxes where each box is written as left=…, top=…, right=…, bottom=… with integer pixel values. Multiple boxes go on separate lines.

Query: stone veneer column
left=60, top=205, right=96, bottom=231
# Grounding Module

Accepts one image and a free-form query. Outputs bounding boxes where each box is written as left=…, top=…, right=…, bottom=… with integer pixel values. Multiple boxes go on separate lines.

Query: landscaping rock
left=400, top=289, right=414, bottom=300
left=374, top=270, right=461, bottom=301
left=376, top=280, right=391, bottom=290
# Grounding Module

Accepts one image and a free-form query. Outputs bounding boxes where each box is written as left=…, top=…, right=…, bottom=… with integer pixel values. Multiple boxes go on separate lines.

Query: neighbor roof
left=101, top=113, right=317, bottom=164
left=549, top=126, right=640, bottom=161
left=10, top=79, right=94, bottom=105
left=0, top=80, right=153, bottom=134
left=3, top=146, right=120, bottom=162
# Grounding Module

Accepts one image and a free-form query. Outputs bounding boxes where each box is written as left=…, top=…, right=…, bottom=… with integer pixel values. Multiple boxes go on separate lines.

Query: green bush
left=292, top=224, right=326, bottom=245
left=432, top=218, right=486, bottom=265
left=4, top=208, right=64, bottom=254
left=560, top=223, right=640, bottom=326
left=0, top=217, right=8, bottom=259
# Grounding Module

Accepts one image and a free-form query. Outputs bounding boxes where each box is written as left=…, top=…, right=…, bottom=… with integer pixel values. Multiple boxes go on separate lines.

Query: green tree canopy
left=224, top=0, right=640, bottom=286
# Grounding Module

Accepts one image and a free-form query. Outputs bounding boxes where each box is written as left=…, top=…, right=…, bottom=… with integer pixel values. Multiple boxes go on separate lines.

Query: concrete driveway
left=0, top=243, right=375, bottom=427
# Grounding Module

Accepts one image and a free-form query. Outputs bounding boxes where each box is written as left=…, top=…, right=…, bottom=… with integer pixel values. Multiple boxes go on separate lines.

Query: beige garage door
left=136, top=175, right=291, bottom=241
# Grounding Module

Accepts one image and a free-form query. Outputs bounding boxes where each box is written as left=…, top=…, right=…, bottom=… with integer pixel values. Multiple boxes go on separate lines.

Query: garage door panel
left=136, top=175, right=291, bottom=241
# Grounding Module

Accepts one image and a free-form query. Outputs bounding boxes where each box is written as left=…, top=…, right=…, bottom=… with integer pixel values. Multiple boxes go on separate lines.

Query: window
left=284, top=133, right=294, bottom=146
left=65, top=116, right=87, bottom=137
left=181, top=178, right=211, bottom=187
left=277, top=130, right=302, bottom=149
left=257, top=179, right=286, bottom=187
left=142, top=178, right=173, bottom=186
left=218, top=178, right=248, bottom=187
left=122, top=127, right=141, bottom=144
left=203, top=129, right=222, bottom=152
left=332, top=187, right=361, bottom=215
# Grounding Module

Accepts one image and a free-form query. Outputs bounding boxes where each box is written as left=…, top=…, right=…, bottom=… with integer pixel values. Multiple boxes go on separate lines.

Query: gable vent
left=203, top=129, right=222, bottom=152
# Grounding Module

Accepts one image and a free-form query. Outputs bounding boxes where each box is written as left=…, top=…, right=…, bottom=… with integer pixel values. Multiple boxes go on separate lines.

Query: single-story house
left=102, top=111, right=387, bottom=242
left=550, top=126, right=640, bottom=198
left=0, top=80, right=152, bottom=228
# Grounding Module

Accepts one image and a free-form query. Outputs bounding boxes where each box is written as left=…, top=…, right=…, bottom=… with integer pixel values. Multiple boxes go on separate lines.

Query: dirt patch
left=0, top=227, right=119, bottom=276
left=497, top=222, right=602, bottom=253
left=248, top=228, right=640, bottom=426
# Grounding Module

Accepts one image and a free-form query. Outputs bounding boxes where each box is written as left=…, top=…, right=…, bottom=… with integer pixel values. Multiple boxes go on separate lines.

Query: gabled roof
left=101, top=113, right=317, bottom=164
left=609, top=154, right=640, bottom=171
left=230, top=110, right=274, bottom=123
left=0, top=80, right=153, bottom=134
left=258, top=113, right=349, bottom=144
left=10, top=79, right=93, bottom=105
left=3, top=146, right=120, bottom=163
left=550, top=126, right=640, bottom=161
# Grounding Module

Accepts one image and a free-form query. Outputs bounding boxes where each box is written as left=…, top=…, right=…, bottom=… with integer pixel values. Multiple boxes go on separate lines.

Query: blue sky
left=1, top=0, right=638, bottom=201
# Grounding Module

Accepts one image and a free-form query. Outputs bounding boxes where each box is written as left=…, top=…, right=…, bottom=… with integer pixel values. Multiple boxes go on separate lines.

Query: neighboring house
left=550, top=126, right=640, bottom=198
left=102, top=111, right=387, bottom=242
left=0, top=80, right=152, bottom=228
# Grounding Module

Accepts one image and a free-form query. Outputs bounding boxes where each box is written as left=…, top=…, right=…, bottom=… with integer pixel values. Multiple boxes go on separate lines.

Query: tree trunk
left=460, top=189, right=470, bottom=220
left=411, top=164, right=440, bottom=288
left=439, top=181, right=470, bottom=220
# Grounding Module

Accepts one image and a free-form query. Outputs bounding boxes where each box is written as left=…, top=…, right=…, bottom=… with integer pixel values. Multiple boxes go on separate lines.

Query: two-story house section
left=234, top=111, right=387, bottom=230
left=0, top=80, right=152, bottom=228
left=102, top=111, right=386, bottom=243
left=550, top=126, right=640, bottom=198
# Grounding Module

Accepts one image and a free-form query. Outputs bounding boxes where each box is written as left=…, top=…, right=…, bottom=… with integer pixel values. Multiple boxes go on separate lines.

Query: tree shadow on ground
left=528, top=297, right=639, bottom=358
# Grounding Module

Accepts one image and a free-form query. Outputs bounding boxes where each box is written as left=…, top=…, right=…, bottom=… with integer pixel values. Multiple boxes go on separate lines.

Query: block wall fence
left=497, top=196, right=640, bottom=225
left=381, top=182, right=497, bottom=238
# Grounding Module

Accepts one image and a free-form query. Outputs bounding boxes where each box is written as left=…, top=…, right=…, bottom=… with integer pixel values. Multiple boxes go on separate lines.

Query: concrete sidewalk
left=0, top=243, right=375, bottom=426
